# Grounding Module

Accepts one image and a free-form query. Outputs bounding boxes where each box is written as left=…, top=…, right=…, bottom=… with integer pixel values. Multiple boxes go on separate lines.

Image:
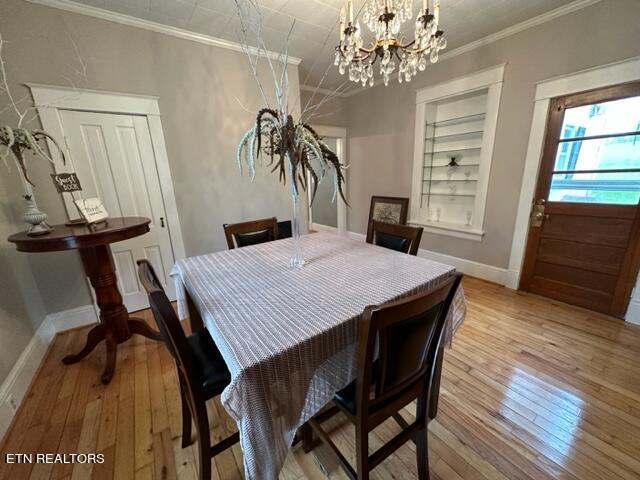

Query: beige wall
left=0, top=0, right=301, bottom=331
left=0, top=173, right=48, bottom=384
left=346, top=0, right=640, bottom=269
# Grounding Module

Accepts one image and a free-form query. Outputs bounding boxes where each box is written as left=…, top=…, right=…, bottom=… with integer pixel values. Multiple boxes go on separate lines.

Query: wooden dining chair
left=277, top=219, right=293, bottom=239
left=223, top=217, right=279, bottom=249
left=305, top=273, right=462, bottom=480
left=136, top=260, right=239, bottom=480
left=366, top=196, right=409, bottom=240
left=366, top=220, right=424, bottom=256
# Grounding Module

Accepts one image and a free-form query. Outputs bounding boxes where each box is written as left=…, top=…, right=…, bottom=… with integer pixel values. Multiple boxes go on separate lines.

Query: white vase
left=23, top=197, right=51, bottom=236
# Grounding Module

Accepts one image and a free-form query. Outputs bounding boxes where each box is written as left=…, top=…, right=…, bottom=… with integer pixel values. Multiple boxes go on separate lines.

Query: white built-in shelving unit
left=411, top=65, right=505, bottom=241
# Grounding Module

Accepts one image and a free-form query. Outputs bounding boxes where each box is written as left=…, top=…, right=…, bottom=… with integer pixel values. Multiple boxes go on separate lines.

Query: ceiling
left=69, top=0, right=577, bottom=91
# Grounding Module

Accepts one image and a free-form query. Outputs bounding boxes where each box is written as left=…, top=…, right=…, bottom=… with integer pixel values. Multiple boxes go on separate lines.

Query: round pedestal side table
left=8, top=216, right=162, bottom=384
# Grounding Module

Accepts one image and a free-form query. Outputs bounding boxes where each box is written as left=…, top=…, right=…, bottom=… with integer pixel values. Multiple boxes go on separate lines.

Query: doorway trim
left=506, top=56, right=640, bottom=292
left=27, top=84, right=186, bottom=263
left=308, top=125, right=348, bottom=236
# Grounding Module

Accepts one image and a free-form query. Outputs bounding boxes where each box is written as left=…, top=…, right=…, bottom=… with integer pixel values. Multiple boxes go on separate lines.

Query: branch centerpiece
left=233, top=0, right=349, bottom=268
left=237, top=108, right=347, bottom=268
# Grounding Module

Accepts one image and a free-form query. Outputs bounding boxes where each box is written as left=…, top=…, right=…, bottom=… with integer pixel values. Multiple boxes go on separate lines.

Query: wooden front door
left=520, top=82, right=640, bottom=317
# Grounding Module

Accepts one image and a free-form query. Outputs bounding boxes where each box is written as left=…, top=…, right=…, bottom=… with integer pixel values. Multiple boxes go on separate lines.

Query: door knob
left=160, top=217, right=165, bottom=228
left=530, top=200, right=548, bottom=227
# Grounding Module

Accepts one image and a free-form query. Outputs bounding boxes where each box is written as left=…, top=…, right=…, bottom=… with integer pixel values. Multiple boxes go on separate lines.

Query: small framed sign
left=51, top=173, right=82, bottom=193
left=74, top=197, right=109, bottom=224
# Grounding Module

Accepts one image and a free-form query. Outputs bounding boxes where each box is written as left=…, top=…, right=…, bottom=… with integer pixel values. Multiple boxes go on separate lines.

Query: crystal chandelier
left=335, top=0, right=446, bottom=87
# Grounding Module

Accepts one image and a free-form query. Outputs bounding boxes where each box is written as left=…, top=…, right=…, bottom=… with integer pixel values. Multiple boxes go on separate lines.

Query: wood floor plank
left=2, top=277, right=640, bottom=480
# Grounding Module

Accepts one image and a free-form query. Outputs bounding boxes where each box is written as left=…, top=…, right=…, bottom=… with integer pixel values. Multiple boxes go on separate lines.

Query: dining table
left=170, top=232, right=467, bottom=480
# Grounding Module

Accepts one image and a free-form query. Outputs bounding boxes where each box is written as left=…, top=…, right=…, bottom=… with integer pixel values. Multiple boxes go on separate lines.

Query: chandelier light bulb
left=335, top=0, right=446, bottom=87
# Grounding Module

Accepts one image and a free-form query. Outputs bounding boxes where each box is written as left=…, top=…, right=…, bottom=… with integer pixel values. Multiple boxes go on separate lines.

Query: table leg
left=103, top=330, right=118, bottom=384
left=129, top=317, right=163, bottom=341
left=429, top=344, right=445, bottom=419
left=186, top=291, right=204, bottom=332
left=62, top=324, right=106, bottom=364
left=62, top=245, right=160, bottom=384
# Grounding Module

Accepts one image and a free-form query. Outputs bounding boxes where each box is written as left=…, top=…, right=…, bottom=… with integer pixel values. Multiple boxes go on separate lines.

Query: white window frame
left=410, top=64, right=505, bottom=241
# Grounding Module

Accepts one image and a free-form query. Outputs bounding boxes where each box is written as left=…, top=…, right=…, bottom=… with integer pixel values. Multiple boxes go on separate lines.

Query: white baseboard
left=505, top=269, right=521, bottom=290
left=416, top=248, right=511, bottom=286
left=347, top=230, right=511, bottom=286
left=310, top=222, right=338, bottom=234
left=46, top=304, right=99, bottom=332
left=0, top=316, right=55, bottom=440
left=0, top=304, right=98, bottom=441
left=626, top=299, right=640, bottom=326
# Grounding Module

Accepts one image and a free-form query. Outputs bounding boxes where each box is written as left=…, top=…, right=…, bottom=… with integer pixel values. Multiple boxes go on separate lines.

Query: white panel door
left=60, top=110, right=176, bottom=310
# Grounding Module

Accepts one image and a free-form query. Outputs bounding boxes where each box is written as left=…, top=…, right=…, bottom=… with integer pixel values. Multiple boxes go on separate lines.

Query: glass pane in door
left=549, top=172, right=640, bottom=204
left=559, top=97, right=640, bottom=139
left=549, top=95, right=640, bottom=204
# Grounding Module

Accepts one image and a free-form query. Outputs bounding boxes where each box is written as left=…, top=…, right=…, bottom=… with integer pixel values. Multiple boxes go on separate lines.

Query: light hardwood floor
left=2, top=276, right=640, bottom=480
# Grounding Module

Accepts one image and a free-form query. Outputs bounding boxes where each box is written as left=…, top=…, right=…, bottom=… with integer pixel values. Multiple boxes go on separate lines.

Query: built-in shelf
left=425, top=130, right=484, bottom=141
left=423, top=164, right=481, bottom=168
left=429, top=147, right=482, bottom=155
left=412, top=65, right=504, bottom=239
left=426, top=112, right=486, bottom=127
left=410, top=219, right=485, bottom=241
left=421, top=193, right=476, bottom=198
left=424, top=179, right=478, bottom=183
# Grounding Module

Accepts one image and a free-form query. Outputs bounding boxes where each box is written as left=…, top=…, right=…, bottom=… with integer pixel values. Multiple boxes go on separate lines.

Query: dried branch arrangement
left=0, top=126, right=66, bottom=189
left=237, top=108, right=347, bottom=204
left=0, top=33, right=68, bottom=195
left=233, top=0, right=349, bottom=205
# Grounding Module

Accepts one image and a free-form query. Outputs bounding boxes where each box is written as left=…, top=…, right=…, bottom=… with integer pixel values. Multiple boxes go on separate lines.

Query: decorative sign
left=74, top=197, right=109, bottom=224
left=51, top=173, right=82, bottom=193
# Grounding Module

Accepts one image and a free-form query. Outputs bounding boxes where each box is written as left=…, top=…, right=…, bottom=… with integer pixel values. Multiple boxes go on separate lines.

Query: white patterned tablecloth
left=171, top=232, right=466, bottom=480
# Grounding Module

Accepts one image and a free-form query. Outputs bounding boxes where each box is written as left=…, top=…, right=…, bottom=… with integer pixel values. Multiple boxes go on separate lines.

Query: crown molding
left=415, top=63, right=505, bottom=104
left=342, top=0, right=602, bottom=98
left=24, top=0, right=302, bottom=66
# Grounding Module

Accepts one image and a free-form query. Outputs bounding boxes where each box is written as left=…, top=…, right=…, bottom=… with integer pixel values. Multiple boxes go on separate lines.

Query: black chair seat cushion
left=187, top=330, right=231, bottom=397
left=235, top=229, right=274, bottom=247
left=374, top=231, right=410, bottom=252
left=334, top=361, right=379, bottom=415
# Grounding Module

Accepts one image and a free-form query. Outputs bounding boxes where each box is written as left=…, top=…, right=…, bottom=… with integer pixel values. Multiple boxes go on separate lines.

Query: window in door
left=548, top=96, right=640, bottom=205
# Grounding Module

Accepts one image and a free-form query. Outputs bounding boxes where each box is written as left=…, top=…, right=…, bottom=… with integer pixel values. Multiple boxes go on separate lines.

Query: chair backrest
left=366, top=220, right=424, bottom=256
left=223, top=217, right=279, bottom=249
left=366, top=196, right=409, bottom=240
left=136, top=258, right=166, bottom=293
left=137, top=259, right=202, bottom=392
left=277, top=220, right=292, bottom=239
left=356, top=273, right=462, bottom=417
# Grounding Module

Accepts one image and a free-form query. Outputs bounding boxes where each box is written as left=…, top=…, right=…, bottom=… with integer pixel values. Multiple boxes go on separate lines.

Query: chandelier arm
left=336, top=45, right=375, bottom=60
left=397, top=39, right=417, bottom=49
left=356, top=51, right=374, bottom=63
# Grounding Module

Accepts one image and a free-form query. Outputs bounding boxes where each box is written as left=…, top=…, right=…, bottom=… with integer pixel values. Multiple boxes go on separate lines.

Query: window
left=549, top=96, right=640, bottom=204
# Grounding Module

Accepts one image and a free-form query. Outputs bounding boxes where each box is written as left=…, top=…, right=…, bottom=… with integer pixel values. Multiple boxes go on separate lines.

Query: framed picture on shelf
left=366, top=196, right=409, bottom=241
